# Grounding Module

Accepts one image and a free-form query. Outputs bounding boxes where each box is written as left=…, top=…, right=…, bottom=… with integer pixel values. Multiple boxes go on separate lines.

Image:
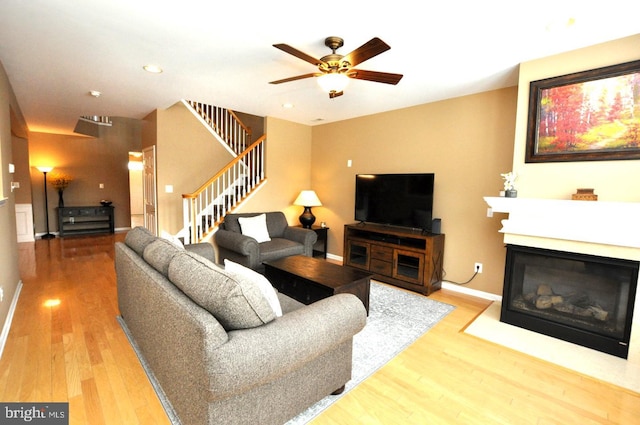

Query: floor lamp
left=36, top=166, right=55, bottom=239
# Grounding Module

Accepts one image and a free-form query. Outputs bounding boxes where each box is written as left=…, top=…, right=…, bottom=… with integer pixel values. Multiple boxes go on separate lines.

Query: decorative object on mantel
left=501, top=171, right=517, bottom=198
left=49, top=172, right=73, bottom=207
left=571, top=188, right=597, bottom=201
left=100, top=200, right=113, bottom=206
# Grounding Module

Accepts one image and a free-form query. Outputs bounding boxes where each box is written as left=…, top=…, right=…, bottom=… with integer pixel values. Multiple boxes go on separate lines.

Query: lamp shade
left=36, top=166, right=53, bottom=173
left=294, top=190, right=322, bottom=207
left=317, top=73, right=349, bottom=93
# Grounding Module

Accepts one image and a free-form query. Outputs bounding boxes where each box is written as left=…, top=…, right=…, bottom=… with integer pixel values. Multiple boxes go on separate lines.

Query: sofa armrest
left=205, top=293, right=367, bottom=399
left=214, top=229, right=259, bottom=256
left=283, top=226, right=317, bottom=256
left=185, top=242, right=215, bottom=263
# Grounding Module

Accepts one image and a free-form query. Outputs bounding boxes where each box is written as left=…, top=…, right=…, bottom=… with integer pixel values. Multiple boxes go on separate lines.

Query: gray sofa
left=115, top=227, right=366, bottom=425
left=215, top=212, right=317, bottom=272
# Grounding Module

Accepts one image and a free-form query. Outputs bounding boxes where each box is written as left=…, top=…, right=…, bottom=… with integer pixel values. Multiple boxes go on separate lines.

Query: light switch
left=99, top=183, right=104, bottom=189
left=165, top=185, right=174, bottom=193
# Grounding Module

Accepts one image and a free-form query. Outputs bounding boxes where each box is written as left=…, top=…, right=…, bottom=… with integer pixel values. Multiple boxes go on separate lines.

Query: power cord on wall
left=443, top=264, right=480, bottom=285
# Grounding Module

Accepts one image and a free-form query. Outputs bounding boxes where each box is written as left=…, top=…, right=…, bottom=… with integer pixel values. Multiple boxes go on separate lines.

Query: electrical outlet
left=474, top=263, right=483, bottom=274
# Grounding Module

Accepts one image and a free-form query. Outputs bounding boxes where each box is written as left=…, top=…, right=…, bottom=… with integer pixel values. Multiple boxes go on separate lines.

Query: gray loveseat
left=115, top=227, right=366, bottom=425
left=215, top=212, right=317, bottom=272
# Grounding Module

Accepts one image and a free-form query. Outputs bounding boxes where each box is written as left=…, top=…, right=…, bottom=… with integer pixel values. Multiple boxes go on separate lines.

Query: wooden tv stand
left=343, top=223, right=444, bottom=295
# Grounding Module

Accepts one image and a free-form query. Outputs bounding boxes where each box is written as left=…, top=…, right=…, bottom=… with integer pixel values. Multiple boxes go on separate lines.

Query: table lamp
left=294, top=190, right=322, bottom=228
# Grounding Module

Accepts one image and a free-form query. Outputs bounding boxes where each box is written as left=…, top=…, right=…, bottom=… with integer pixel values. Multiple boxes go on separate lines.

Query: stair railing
left=182, top=135, right=266, bottom=244
left=185, top=100, right=252, bottom=155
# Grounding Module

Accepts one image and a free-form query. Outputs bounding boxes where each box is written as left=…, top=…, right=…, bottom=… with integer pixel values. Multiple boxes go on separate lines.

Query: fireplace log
left=525, top=285, right=610, bottom=322
left=537, top=284, right=553, bottom=296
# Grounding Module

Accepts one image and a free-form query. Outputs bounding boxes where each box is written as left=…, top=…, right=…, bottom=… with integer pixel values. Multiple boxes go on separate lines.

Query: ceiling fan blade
left=329, top=90, right=344, bottom=99
left=269, top=73, right=321, bottom=84
left=273, top=43, right=323, bottom=66
left=348, top=69, right=403, bottom=85
left=342, top=37, right=390, bottom=67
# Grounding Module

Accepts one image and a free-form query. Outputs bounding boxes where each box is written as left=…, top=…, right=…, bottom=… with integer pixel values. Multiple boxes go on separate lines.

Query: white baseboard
left=442, top=281, right=502, bottom=302
left=327, top=253, right=342, bottom=262
left=0, top=281, right=23, bottom=361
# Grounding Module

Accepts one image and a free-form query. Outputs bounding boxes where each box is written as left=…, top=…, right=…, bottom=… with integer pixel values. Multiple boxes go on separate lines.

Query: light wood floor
left=1, top=234, right=638, bottom=424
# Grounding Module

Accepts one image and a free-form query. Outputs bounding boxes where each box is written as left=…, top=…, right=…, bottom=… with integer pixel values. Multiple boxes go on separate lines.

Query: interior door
left=142, top=146, right=157, bottom=235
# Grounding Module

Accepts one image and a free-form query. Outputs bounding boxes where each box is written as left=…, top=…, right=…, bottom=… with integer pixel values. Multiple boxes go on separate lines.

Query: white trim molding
left=0, top=281, right=23, bottom=361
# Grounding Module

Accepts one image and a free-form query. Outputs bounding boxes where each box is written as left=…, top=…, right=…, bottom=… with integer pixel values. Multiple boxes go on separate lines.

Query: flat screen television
left=355, top=173, right=435, bottom=232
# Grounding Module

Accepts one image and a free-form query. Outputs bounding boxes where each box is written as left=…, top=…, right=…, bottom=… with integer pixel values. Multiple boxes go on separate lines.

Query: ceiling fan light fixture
left=143, top=64, right=163, bottom=74
left=317, top=73, right=349, bottom=94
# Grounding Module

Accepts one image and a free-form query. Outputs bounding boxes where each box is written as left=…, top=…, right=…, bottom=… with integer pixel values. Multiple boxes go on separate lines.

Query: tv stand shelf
left=343, top=223, right=445, bottom=295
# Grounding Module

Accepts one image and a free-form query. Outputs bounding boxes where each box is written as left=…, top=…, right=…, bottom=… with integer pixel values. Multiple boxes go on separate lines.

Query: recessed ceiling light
left=282, top=103, right=294, bottom=109
left=143, top=64, right=163, bottom=73
left=89, top=90, right=101, bottom=97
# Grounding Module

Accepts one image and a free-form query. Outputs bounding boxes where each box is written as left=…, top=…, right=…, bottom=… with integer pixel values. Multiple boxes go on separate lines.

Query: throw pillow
left=224, top=259, right=283, bottom=317
left=238, top=214, right=271, bottom=243
left=160, top=230, right=185, bottom=250
left=168, top=251, right=276, bottom=330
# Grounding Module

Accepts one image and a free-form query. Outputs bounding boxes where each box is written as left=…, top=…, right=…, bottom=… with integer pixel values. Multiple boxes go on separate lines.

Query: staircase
left=181, top=101, right=266, bottom=244
left=185, top=100, right=252, bottom=155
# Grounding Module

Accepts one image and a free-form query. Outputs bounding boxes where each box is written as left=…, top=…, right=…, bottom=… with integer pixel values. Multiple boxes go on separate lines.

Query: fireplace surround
left=485, top=197, right=640, bottom=359
left=502, top=244, right=638, bottom=358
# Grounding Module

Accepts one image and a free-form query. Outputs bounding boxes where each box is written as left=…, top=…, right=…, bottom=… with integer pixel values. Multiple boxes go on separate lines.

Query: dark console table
left=57, top=206, right=115, bottom=237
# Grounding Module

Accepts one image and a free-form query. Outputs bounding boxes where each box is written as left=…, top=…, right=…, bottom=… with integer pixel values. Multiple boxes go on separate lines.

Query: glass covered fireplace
left=501, top=244, right=639, bottom=358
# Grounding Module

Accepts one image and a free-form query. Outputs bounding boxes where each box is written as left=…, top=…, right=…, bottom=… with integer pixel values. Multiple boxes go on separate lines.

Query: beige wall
left=28, top=118, right=141, bottom=233
left=513, top=34, right=640, bottom=201
left=311, top=87, right=517, bottom=295
left=0, top=61, right=25, bottom=334
left=152, top=101, right=236, bottom=235
left=232, top=117, right=313, bottom=223
left=148, top=107, right=313, bottom=237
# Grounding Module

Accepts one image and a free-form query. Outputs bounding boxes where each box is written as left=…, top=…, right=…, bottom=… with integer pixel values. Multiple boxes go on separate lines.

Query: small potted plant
left=49, top=172, right=73, bottom=207
left=501, top=172, right=517, bottom=198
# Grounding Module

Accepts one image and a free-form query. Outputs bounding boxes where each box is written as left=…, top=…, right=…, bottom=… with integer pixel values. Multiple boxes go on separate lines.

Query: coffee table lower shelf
left=264, top=255, right=371, bottom=315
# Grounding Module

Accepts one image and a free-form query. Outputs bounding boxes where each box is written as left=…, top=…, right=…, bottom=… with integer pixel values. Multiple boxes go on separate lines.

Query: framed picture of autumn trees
left=525, top=59, right=640, bottom=163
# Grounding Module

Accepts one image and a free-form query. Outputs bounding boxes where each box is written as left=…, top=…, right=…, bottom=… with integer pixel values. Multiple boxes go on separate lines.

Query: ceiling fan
left=270, top=36, right=403, bottom=98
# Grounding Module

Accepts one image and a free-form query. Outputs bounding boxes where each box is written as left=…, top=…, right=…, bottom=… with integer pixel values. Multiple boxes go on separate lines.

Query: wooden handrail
left=181, top=133, right=266, bottom=244
left=228, top=109, right=252, bottom=139
left=182, top=135, right=266, bottom=199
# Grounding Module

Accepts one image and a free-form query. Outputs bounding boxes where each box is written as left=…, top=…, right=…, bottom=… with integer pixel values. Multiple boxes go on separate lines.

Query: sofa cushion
left=259, top=238, right=305, bottom=262
left=143, top=238, right=183, bottom=276
left=224, top=259, right=282, bottom=317
left=168, top=251, right=276, bottom=330
left=238, top=214, right=271, bottom=243
left=125, top=226, right=157, bottom=256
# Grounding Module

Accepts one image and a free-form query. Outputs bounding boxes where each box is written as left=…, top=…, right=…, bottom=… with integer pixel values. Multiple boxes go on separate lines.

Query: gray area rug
left=118, top=281, right=454, bottom=425
left=287, top=281, right=454, bottom=424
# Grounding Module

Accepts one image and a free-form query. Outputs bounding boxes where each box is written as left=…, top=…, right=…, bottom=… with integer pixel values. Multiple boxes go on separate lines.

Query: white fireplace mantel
left=484, top=197, right=640, bottom=260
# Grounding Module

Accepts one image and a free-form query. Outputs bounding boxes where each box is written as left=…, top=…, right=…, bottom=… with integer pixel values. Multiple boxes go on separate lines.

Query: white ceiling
left=1, top=0, right=639, bottom=135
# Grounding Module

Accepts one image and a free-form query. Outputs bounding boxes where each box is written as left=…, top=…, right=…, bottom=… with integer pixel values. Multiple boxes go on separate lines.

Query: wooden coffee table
left=264, top=255, right=372, bottom=315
